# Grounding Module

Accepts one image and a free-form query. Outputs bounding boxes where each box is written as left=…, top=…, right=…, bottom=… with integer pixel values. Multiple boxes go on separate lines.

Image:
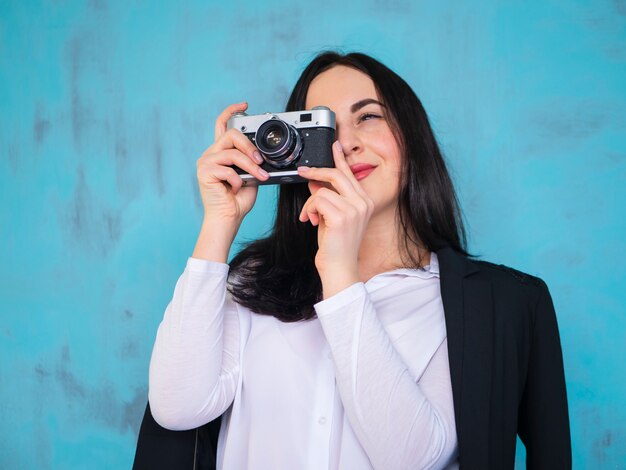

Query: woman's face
left=305, top=65, right=403, bottom=219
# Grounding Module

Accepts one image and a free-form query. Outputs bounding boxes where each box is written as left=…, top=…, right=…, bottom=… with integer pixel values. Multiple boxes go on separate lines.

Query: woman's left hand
left=297, top=141, right=374, bottom=298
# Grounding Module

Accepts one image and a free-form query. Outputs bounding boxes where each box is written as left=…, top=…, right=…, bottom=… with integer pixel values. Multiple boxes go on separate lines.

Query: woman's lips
left=350, top=163, right=376, bottom=181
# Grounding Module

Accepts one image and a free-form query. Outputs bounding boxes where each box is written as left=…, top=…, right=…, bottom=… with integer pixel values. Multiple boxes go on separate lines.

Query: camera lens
left=262, top=126, right=284, bottom=149
left=255, top=119, right=302, bottom=168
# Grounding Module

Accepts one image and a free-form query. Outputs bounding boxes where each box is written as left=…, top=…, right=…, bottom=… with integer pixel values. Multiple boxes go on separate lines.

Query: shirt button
left=318, top=417, right=326, bottom=425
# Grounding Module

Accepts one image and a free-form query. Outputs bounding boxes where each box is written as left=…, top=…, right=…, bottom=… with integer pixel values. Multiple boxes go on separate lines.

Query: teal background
left=1, top=0, right=625, bottom=468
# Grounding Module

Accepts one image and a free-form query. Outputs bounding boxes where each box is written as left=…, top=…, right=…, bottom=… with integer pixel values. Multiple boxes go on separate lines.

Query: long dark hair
left=228, top=51, right=468, bottom=322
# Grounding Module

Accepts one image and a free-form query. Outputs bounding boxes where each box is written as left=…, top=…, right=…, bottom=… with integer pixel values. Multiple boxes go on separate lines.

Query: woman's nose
left=336, top=125, right=362, bottom=156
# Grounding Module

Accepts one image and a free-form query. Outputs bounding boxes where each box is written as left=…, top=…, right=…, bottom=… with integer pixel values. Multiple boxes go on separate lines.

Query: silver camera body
left=226, top=106, right=336, bottom=185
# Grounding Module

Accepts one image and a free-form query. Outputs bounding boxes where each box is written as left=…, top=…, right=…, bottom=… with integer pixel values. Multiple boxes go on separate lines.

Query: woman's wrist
left=191, top=217, right=240, bottom=263
left=319, top=265, right=360, bottom=299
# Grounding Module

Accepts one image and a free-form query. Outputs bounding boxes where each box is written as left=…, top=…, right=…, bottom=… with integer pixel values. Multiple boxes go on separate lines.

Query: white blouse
left=149, top=252, right=459, bottom=469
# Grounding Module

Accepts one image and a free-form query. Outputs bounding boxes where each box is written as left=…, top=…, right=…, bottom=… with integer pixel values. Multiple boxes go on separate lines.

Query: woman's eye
left=358, top=113, right=381, bottom=123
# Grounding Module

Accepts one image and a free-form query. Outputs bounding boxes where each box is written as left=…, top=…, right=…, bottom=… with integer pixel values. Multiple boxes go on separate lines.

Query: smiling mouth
left=350, top=163, right=376, bottom=181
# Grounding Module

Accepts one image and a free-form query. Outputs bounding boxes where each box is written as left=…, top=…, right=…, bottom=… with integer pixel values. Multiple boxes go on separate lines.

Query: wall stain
left=35, top=344, right=149, bottom=436
left=92, top=384, right=148, bottom=435
left=113, top=104, right=132, bottom=199
left=606, top=151, right=626, bottom=164
left=267, top=9, right=301, bottom=45
left=91, top=381, right=118, bottom=428
left=540, top=247, right=586, bottom=266
left=32, top=369, right=52, bottom=469
left=580, top=406, right=624, bottom=466
left=152, top=108, right=165, bottom=196
left=7, top=140, right=19, bottom=174
left=369, top=0, right=413, bottom=11
left=124, top=309, right=134, bottom=320
left=592, top=429, right=614, bottom=462
left=533, top=107, right=608, bottom=140
left=217, top=7, right=302, bottom=76
left=34, top=364, right=51, bottom=380
left=66, top=37, right=87, bottom=150
left=605, top=44, right=626, bottom=61
left=56, top=343, right=87, bottom=399
left=272, top=84, right=290, bottom=111
left=33, top=102, right=52, bottom=147
left=115, top=120, right=127, bottom=162
left=525, top=99, right=626, bottom=151
left=110, top=89, right=141, bottom=204
left=104, top=210, right=122, bottom=245
left=56, top=367, right=87, bottom=399
left=119, top=338, right=138, bottom=359
left=122, top=386, right=148, bottom=435
left=89, top=0, right=107, bottom=11
left=614, top=0, right=626, bottom=17
left=63, top=164, right=124, bottom=255
left=69, top=165, right=89, bottom=238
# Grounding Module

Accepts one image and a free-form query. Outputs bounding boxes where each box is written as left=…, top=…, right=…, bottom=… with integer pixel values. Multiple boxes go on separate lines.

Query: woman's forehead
left=305, top=66, right=379, bottom=110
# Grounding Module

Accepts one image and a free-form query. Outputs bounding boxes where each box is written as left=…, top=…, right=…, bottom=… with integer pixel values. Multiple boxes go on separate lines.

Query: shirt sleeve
left=315, top=282, right=458, bottom=470
left=148, top=258, right=241, bottom=431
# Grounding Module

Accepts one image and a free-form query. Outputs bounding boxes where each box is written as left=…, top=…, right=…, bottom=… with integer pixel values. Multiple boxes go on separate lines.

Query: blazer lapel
left=436, top=246, right=493, bottom=468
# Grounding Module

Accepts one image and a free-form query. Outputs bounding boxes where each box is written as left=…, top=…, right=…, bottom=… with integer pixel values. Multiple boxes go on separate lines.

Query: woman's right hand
left=192, top=102, right=269, bottom=262
left=197, top=102, right=269, bottom=224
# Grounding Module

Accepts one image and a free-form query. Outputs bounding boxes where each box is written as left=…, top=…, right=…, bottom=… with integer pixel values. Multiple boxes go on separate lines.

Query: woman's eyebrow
left=350, top=98, right=385, bottom=113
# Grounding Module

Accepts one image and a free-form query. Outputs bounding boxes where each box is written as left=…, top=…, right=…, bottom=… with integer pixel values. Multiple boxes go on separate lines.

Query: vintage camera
left=226, top=106, right=336, bottom=185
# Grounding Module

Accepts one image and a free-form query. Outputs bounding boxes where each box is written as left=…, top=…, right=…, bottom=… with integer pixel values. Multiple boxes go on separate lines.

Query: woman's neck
left=357, top=210, right=430, bottom=283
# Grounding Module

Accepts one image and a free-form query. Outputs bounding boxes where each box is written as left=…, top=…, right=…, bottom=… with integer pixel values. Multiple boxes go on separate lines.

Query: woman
left=134, top=52, right=571, bottom=469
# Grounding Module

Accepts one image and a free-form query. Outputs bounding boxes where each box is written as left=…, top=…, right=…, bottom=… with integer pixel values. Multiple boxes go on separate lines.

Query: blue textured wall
left=1, top=1, right=625, bottom=468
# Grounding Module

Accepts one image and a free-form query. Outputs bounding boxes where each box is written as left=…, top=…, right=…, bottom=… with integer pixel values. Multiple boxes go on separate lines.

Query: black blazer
left=133, top=246, right=571, bottom=469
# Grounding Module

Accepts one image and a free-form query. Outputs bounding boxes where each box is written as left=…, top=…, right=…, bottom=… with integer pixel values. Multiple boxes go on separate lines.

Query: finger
left=199, top=164, right=244, bottom=194
left=330, top=140, right=368, bottom=197
left=331, top=140, right=350, bottom=172
left=299, top=187, right=352, bottom=223
left=212, top=128, right=264, bottom=165
left=208, top=149, right=269, bottom=182
left=300, top=205, right=319, bottom=225
left=307, top=180, right=329, bottom=196
left=304, top=194, right=342, bottom=227
left=297, top=164, right=357, bottom=198
left=214, top=102, right=248, bottom=141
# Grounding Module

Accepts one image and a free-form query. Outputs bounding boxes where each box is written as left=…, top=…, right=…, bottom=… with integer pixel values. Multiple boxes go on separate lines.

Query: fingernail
left=253, top=151, right=263, bottom=163
left=298, top=166, right=310, bottom=172
left=334, top=140, right=343, bottom=153
left=259, top=168, right=269, bottom=178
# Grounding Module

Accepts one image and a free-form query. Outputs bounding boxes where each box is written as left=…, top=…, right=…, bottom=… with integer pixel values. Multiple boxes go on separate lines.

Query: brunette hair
left=228, top=51, right=468, bottom=322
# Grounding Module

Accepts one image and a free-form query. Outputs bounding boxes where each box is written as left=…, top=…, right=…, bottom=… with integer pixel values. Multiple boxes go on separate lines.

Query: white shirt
left=149, top=252, right=459, bottom=469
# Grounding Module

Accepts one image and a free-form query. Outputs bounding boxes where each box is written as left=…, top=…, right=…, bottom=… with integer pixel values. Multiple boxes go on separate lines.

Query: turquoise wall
left=1, top=1, right=624, bottom=468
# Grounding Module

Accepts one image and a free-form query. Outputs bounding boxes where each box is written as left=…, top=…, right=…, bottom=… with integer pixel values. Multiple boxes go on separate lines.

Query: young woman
left=134, top=52, right=571, bottom=469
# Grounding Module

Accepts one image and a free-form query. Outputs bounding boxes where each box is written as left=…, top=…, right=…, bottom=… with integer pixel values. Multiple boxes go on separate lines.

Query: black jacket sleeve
left=132, top=402, right=221, bottom=470
left=517, top=280, right=572, bottom=469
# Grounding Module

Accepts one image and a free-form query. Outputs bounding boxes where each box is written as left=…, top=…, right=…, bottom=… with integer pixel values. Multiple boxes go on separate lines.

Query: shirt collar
left=427, top=251, right=440, bottom=275
left=370, top=252, right=440, bottom=280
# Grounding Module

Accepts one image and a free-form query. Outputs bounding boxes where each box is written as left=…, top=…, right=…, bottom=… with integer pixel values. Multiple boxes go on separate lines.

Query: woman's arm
left=149, top=102, right=266, bottom=430
left=148, top=258, right=241, bottom=431
left=518, top=280, right=572, bottom=468
left=315, top=284, right=457, bottom=469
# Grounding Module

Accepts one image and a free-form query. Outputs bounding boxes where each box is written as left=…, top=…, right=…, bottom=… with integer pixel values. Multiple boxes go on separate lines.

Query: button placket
left=309, top=346, right=335, bottom=469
